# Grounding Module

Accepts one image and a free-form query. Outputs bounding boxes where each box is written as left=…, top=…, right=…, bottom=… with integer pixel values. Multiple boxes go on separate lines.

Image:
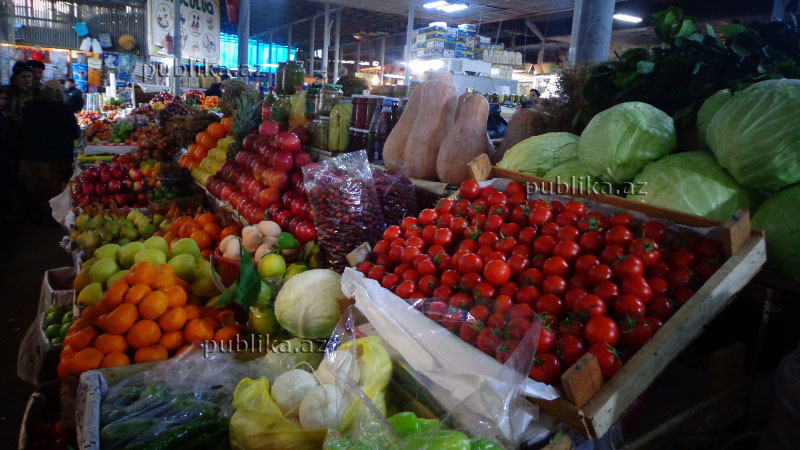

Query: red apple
left=254, top=135, right=272, bottom=155
left=111, top=166, right=125, bottom=179
left=292, top=126, right=311, bottom=145
left=235, top=151, right=250, bottom=167
left=264, top=148, right=279, bottom=167
left=128, top=167, right=142, bottom=181
left=276, top=131, right=302, bottom=153
left=290, top=171, right=304, bottom=191
left=101, top=194, right=113, bottom=206
left=273, top=150, right=294, bottom=172
left=282, top=190, right=299, bottom=208
left=76, top=193, right=90, bottom=206
left=230, top=192, right=246, bottom=209
left=243, top=133, right=259, bottom=153
left=219, top=185, right=235, bottom=202
left=248, top=206, right=266, bottom=224
left=82, top=181, right=95, bottom=195
left=268, top=170, right=289, bottom=191
left=293, top=151, right=312, bottom=168
left=108, top=179, right=122, bottom=193
left=257, top=187, right=280, bottom=208
left=113, top=192, right=127, bottom=205
left=95, top=182, right=107, bottom=195
left=259, top=120, right=281, bottom=137
left=84, top=167, right=99, bottom=181
left=100, top=169, right=112, bottom=183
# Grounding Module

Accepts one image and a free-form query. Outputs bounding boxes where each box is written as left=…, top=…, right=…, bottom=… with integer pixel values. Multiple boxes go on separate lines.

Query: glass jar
left=275, top=63, right=286, bottom=95
left=305, top=88, right=319, bottom=120
left=283, top=61, right=305, bottom=96
left=316, top=83, right=343, bottom=117
left=364, top=96, right=385, bottom=130
left=352, top=95, right=368, bottom=129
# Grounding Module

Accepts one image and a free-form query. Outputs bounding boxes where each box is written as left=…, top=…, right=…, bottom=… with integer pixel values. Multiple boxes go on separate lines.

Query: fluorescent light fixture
left=613, top=13, right=642, bottom=23
left=423, top=1, right=448, bottom=8
left=439, top=3, right=468, bottom=12
left=383, top=74, right=404, bottom=79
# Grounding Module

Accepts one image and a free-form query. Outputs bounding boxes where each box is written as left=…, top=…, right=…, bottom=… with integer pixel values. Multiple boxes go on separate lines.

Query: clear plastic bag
left=341, top=268, right=560, bottom=446
left=303, top=150, right=386, bottom=272
left=373, top=169, right=416, bottom=226
left=90, top=345, right=288, bottom=450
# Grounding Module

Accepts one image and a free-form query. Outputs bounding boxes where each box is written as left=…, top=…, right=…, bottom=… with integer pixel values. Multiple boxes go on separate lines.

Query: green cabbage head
left=696, top=88, right=732, bottom=147
left=578, top=102, right=676, bottom=183
left=496, top=132, right=579, bottom=176
left=274, top=269, right=342, bottom=338
left=752, top=184, right=800, bottom=280
left=706, top=79, right=800, bottom=190
left=627, top=152, right=754, bottom=222
left=543, top=159, right=611, bottom=194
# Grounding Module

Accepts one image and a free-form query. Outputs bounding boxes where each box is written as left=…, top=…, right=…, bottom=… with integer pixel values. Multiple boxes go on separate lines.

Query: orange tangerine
left=184, top=318, right=214, bottom=344
left=126, top=320, right=161, bottom=348
left=133, top=345, right=169, bottom=363
left=71, top=348, right=104, bottom=373
left=160, top=285, right=187, bottom=308
left=101, top=352, right=131, bottom=368
left=139, top=291, right=169, bottom=320
left=151, top=268, right=176, bottom=289
left=64, top=326, right=97, bottom=352
left=159, top=331, right=185, bottom=352
left=105, top=278, right=129, bottom=304
left=184, top=304, right=202, bottom=320
left=103, top=303, right=139, bottom=334
left=158, top=307, right=187, bottom=332
left=127, top=262, right=156, bottom=286
left=213, top=326, right=238, bottom=345
left=94, top=333, right=128, bottom=354
left=125, top=284, right=152, bottom=305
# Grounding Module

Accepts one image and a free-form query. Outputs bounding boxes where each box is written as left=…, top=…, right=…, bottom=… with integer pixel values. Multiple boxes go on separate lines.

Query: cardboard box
left=443, top=49, right=455, bottom=58
left=426, top=39, right=445, bottom=49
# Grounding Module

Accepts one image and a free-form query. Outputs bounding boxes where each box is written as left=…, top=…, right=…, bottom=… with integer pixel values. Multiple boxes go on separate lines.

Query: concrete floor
left=1, top=221, right=71, bottom=443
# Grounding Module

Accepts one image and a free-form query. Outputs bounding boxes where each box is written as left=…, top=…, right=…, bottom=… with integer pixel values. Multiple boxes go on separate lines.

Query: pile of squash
left=383, top=73, right=494, bottom=185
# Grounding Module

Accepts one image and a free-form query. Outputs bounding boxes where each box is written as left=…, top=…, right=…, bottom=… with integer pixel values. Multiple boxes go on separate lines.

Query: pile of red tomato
left=358, top=180, right=724, bottom=385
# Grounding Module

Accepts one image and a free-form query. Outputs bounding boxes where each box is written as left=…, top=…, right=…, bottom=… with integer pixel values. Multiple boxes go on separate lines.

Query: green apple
left=62, top=311, right=74, bottom=324
left=168, top=254, right=197, bottom=281
left=257, top=253, right=286, bottom=280
left=159, top=220, right=170, bottom=233
left=152, top=214, right=165, bottom=226
left=118, top=238, right=130, bottom=246
left=144, top=236, right=169, bottom=255
left=80, top=230, right=99, bottom=249
left=134, top=248, right=167, bottom=266
left=75, top=214, right=90, bottom=230
left=94, top=243, right=121, bottom=260
left=284, top=263, right=307, bottom=281
left=76, top=282, right=104, bottom=306
left=171, top=238, right=202, bottom=260
left=59, top=322, right=71, bottom=338
left=126, top=210, right=143, bottom=222
left=138, top=223, right=157, bottom=239
left=45, top=324, right=61, bottom=339
left=120, top=226, right=139, bottom=241
left=118, top=242, right=146, bottom=268
left=89, top=258, right=120, bottom=285
left=249, top=306, right=279, bottom=334
left=107, top=269, right=129, bottom=286
left=191, top=272, right=221, bottom=300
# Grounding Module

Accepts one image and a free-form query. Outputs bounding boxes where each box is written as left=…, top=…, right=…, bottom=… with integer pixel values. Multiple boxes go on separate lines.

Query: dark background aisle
left=0, top=222, right=71, bottom=443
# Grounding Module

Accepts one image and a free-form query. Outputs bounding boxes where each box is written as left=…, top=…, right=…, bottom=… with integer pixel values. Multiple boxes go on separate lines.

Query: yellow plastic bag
left=229, top=377, right=326, bottom=450
left=339, top=335, right=392, bottom=434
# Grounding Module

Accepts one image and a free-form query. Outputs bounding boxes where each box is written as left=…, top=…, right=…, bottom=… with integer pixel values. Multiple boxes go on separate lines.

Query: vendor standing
left=63, top=78, right=84, bottom=113
left=310, top=73, right=324, bottom=89
left=26, top=60, right=45, bottom=94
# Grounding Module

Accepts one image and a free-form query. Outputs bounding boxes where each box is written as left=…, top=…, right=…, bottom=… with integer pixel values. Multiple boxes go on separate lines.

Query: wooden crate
left=465, top=154, right=767, bottom=439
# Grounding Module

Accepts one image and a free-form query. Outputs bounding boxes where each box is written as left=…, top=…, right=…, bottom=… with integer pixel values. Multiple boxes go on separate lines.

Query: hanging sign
left=146, top=0, right=220, bottom=64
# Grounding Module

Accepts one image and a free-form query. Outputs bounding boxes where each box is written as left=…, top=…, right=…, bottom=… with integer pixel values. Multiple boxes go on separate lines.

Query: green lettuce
left=578, top=102, right=676, bottom=183
left=496, top=132, right=579, bottom=176
left=706, top=79, right=800, bottom=190
left=627, top=152, right=754, bottom=221
left=752, top=184, right=800, bottom=280
left=696, top=88, right=732, bottom=147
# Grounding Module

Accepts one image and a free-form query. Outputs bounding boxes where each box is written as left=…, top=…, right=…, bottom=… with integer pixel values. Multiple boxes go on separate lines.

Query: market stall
left=12, top=3, right=800, bottom=449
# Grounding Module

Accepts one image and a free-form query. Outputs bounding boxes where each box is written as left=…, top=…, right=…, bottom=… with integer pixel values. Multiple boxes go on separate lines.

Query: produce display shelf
left=82, top=144, right=137, bottom=155
left=193, top=181, right=251, bottom=228
left=465, top=154, right=767, bottom=439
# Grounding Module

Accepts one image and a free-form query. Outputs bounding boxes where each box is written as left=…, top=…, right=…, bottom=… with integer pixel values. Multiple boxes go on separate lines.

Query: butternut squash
left=402, top=80, right=458, bottom=180
left=383, top=81, right=425, bottom=171
left=454, top=89, right=471, bottom=122
left=436, top=94, right=490, bottom=185
left=496, top=108, right=545, bottom=161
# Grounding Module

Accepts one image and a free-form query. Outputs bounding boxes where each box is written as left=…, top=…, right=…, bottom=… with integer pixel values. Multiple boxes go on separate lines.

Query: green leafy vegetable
left=705, top=79, right=800, bottom=190
left=496, top=132, right=580, bottom=176
left=696, top=88, right=732, bottom=147
left=752, top=184, right=800, bottom=280
left=578, top=102, right=676, bottom=183
left=627, top=151, right=754, bottom=221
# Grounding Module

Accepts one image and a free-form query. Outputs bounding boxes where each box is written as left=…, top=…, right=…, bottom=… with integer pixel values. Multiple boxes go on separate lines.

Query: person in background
left=529, top=88, right=541, bottom=101
left=18, top=80, right=79, bottom=224
left=0, top=85, right=14, bottom=219
left=310, top=72, right=324, bottom=89
left=26, top=59, right=45, bottom=93
left=63, top=78, right=84, bottom=113
left=205, top=73, right=230, bottom=97
left=6, top=62, right=34, bottom=124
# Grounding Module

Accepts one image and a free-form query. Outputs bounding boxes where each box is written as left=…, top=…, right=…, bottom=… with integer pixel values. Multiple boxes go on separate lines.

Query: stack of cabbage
left=701, top=79, right=800, bottom=280
left=497, top=101, right=753, bottom=222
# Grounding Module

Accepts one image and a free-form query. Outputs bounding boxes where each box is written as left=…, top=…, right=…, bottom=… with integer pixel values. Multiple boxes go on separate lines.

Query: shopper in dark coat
left=63, top=78, right=84, bottom=113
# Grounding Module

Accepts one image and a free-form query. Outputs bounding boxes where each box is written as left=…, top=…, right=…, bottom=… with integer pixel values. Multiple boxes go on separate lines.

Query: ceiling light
left=613, top=13, right=642, bottom=23
left=439, top=3, right=468, bottom=12
left=423, top=1, right=448, bottom=9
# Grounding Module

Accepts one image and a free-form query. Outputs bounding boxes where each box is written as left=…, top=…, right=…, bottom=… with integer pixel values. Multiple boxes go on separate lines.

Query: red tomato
left=564, top=288, right=587, bottom=313
left=569, top=273, right=591, bottom=290
left=515, top=285, right=541, bottom=306
left=418, top=208, right=439, bottom=226
left=400, top=246, right=422, bottom=265
left=564, top=200, right=587, bottom=217
left=600, top=244, right=626, bottom=265
left=436, top=213, right=454, bottom=228
left=469, top=304, right=491, bottom=323
left=433, top=285, right=452, bottom=298
left=357, top=261, right=374, bottom=275
left=529, top=353, right=562, bottom=384
left=621, top=275, right=653, bottom=302
left=585, top=316, right=620, bottom=346
left=696, top=239, right=722, bottom=260
left=395, top=280, right=415, bottom=299
left=381, top=273, right=401, bottom=290
left=383, top=225, right=402, bottom=241
left=535, top=294, right=564, bottom=317
left=457, top=253, right=484, bottom=274
left=367, top=265, right=386, bottom=281
left=475, top=281, right=497, bottom=300
left=647, top=261, right=670, bottom=278
left=555, top=211, right=579, bottom=227
left=499, top=282, right=519, bottom=298
left=433, top=228, right=454, bottom=246
left=507, top=303, right=535, bottom=321
left=542, top=256, right=570, bottom=277
left=576, top=294, right=607, bottom=317
left=540, top=222, right=560, bottom=237
left=630, top=238, right=661, bottom=266
left=558, top=313, right=585, bottom=337
left=578, top=212, right=606, bottom=233
left=613, top=294, right=646, bottom=318
left=533, top=236, right=557, bottom=256
left=587, top=264, right=614, bottom=285
left=511, top=205, right=530, bottom=226
left=557, top=335, right=587, bottom=367
left=401, top=217, right=419, bottom=230
left=461, top=272, right=483, bottom=290
left=485, top=215, right=504, bottom=232
left=542, top=276, right=568, bottom=296
left=476, top=327, right=502, bottom=355
left=508, top=316, right=532, bottom=340
left=642, top=316, right=664, bottom=331
left=613, top=256, right=645, bottom=279
left=579, top=231, right=604, bottom=254
left=519, top=268, right=544, bottom=287
left=505, top=181, right=524, bottom=196
left=373, top=240, right=390, bottom=256
left=459, top=321, right=484, bottom=345
left=554, top=240, right=582, bottom=261
left=528, top=207, right=552, bottom=226
left=593, top=280, right=621, bottom=303
left=575, top=255, right=601, bottom=275
left=417, top=275, right=439, bottom=295
left=401, top=269, right=420, bottom=284
left=669, top=250, right=696, bottom=268
left=440, top=269, right=459, bottom=287
left=499, top=222, right=521, bottom=238
left=494, top=237, right=517, bottom=254
left=449, top=217, right=468, bottom=235
left=508, top=255, right=529, bottom=277
left=667, top=268, right=693, bottom=289
left=605, top=225, right=634, bottom=247
left=647, top=276, right=669, bottom=295
left=673, top=287, right=695, bottom=306
left=621, top=318, right=653, bottom=347
left=647, top=295, right=675, bottom=320
left=588, top=343, right=622, bottom=379
left=459, top=180, right=481, bottom=199
left=421, top=225, right=437, bottom=243
left=608, top=212, right=633, bottom=228
left=518, top=227, right=537, bottom=245
left=640, top=220, right=667, bottom=242
left=557, top=226, right=580, bottom=242
left=493, top=295, right=514, bottom=315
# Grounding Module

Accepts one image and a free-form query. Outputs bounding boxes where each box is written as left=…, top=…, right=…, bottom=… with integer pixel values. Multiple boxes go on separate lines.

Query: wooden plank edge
left=561, top=353, right=604, bottom=408
left=722, top=209, right=751, bottom=257
left=529, top=396, right=591, bottom=436
left=467, top=153, right=493, bottom=182
left=581, top=235, right=766, bottom=437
